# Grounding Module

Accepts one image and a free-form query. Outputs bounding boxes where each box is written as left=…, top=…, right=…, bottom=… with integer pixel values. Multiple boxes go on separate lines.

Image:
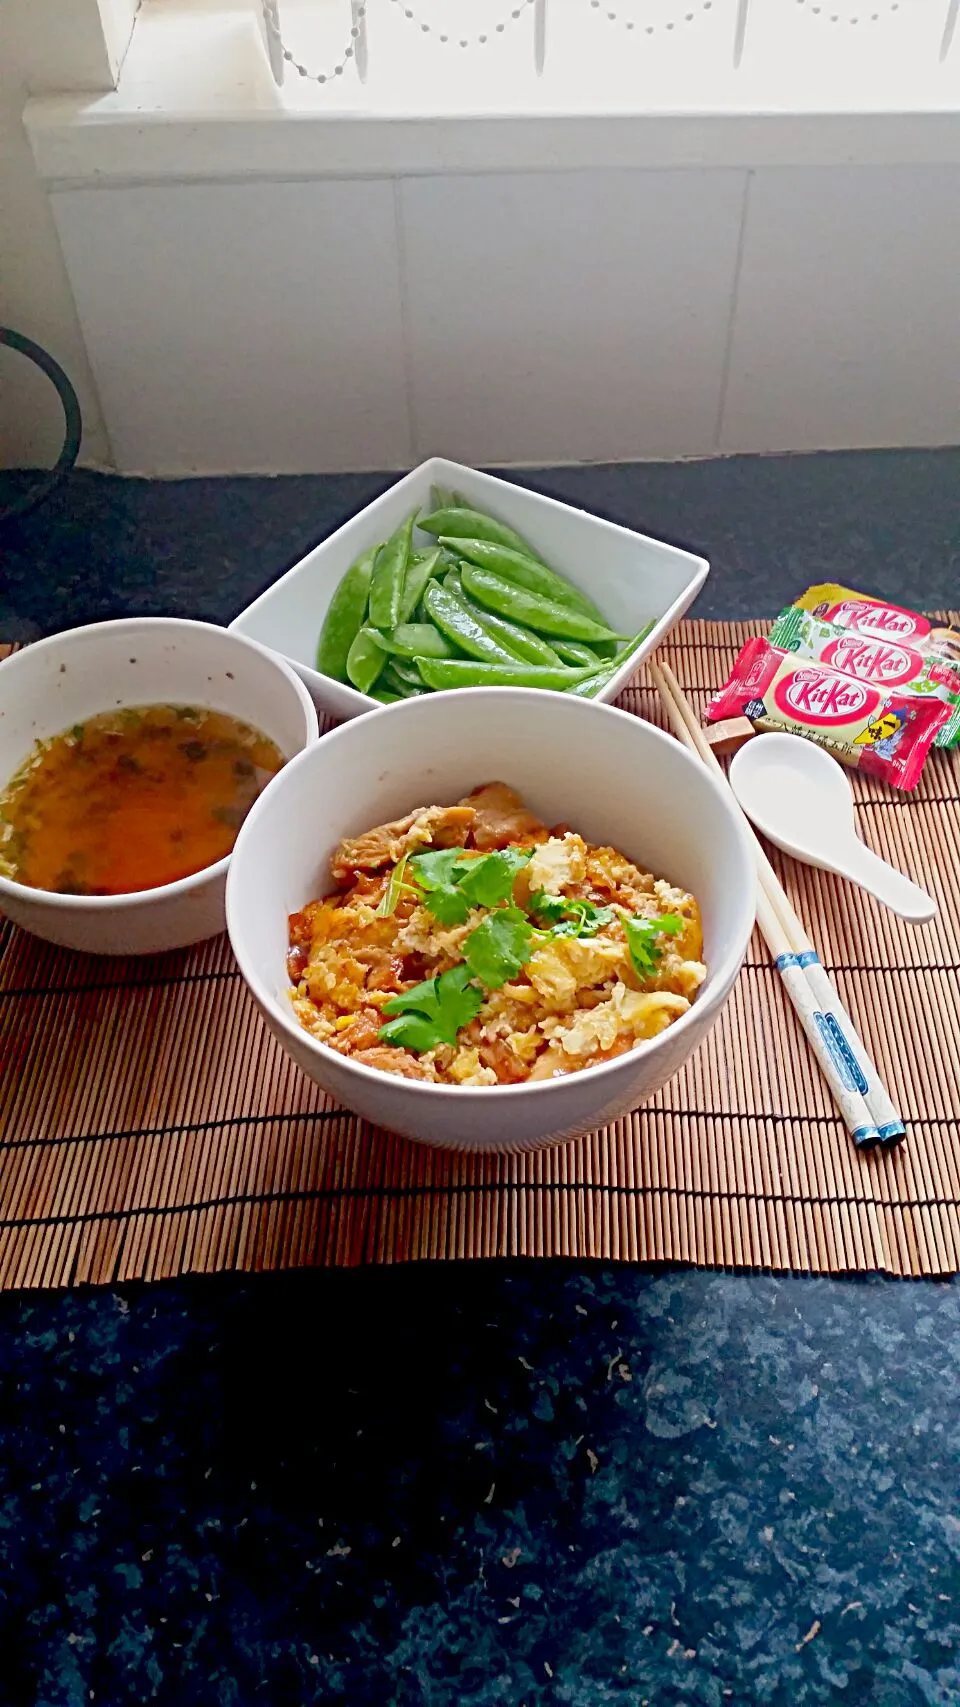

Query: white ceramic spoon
left=728, top=732, right=937, bottom=925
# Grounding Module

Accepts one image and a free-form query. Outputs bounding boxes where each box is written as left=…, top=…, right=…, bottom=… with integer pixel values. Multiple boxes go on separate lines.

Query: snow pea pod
left=382, top=654, right=423, bottom=688
left=398, top=547, right=443, bottom=624
left=373, top=622, right=455, bottom=660
left=422, top=580, right=523, bottom=666
left=566, top=667, right=618, bottom=698
left=418, top=506, right=533, bottom=558
left=369, top=513, right=415, bottom=629
left=565, top=623, right=657, bottom=695
left=370, top=687, right=403, bottom=704
left=550, top=638, right=601, bottom=668
left=414, top=657, right=594, bottom=691
left=346, top=626, right=386, bottom=694
left=316, top=545, right=378, bottom=682
left=444, top=574, right=564, bottom=666
left=459, top=564, right=624, bottom=644
left=382, top=663, right=427, bottom=698
left=442, top=537, right=607, bottom=625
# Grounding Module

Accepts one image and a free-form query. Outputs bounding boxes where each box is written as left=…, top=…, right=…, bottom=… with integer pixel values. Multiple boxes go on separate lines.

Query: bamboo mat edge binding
left=2, top=620, right=960, bottom=1288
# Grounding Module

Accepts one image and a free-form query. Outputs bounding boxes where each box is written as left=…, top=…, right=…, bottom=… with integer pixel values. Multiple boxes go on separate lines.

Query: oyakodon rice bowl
left=226, top=690, right=756, bottom=1153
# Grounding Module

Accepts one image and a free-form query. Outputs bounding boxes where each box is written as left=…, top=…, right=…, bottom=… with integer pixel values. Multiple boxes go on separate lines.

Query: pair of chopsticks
left=650, top=660, right=904, bottom=1149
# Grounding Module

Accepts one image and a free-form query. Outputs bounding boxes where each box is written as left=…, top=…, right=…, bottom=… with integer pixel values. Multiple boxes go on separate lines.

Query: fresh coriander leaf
left=527, top=889, right=570, bottom=925
left=379, top=963, right=483, bottom=1051
left=376, top=852, right=410, bottom=917
left=622, top=912, right=684, bottom=980
left=569, top=899, right=616, bottom=933
left=407, top=848, right=472, bottom=925
left=381, top=972, right=443, bottom=1019
left=379, top=1013, right=447, bottom=1052
left=462, top=907, right=534, bottom=990
left=455, top=846, right=533, bottom=910
left=528, top=892, right=615, bottom=939
left=409, top=848, right=464, bottom=888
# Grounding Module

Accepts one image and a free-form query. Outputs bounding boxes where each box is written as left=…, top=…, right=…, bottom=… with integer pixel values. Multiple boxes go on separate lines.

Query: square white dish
left=228, top=458, right=709, bottom=720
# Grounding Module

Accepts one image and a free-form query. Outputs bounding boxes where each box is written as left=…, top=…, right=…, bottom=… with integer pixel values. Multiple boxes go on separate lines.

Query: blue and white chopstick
left=652, top=661, right=904, bottom=1149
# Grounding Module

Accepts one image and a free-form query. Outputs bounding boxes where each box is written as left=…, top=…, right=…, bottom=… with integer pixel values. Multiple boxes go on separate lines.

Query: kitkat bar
left=769, top=605, right=960, bottom=748
left=706, top=635, right=950, bottom=791
left=794, top=584, right=960, bottom=665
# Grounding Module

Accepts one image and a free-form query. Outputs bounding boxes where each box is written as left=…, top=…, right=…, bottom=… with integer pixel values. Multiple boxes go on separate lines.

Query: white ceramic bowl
left=229, top=457, right=708, bottom=721
left=226, top=689, right=756, bottom=1154
left=0, top=618, right=319, bottom=955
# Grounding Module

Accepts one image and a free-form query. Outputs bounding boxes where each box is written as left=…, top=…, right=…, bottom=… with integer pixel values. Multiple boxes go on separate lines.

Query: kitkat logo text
left=821, top=635, right=921, bottom=687
left=773, top=667, right=881, bottom=726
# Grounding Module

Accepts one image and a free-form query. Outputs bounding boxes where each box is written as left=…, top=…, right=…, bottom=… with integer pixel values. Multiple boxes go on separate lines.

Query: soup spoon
left=728, top=732, right=937, bottom=925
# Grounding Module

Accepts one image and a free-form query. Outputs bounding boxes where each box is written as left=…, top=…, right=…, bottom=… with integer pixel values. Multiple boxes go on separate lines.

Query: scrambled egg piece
left=526, top=935, right=628, bottom=1008
left=525, top=833, right=587, bottom=896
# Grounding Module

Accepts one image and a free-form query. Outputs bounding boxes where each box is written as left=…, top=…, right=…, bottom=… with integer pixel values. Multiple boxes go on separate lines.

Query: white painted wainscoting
left=43, top=160, right=960, bottom=474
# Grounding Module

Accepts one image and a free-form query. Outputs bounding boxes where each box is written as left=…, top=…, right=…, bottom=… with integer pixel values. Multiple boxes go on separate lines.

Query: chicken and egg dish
left=287, top=783, right=706, bottom=1086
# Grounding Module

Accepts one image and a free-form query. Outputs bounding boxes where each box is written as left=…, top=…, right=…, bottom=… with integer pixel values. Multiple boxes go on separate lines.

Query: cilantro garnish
left=526, top=890, right=568, bottom=925
left=461, top=907, right=534, bottom=990
left=407, top=845, right=533, bottom=925
left=379, top=963, right=483, bottom=1052
left=622, top=913, right=684, bottom=980
left=455, top=846, right=533, bottom=909
left=407, top=848, right=472, bottom=924
left=528, top=891, right=616, bottom=939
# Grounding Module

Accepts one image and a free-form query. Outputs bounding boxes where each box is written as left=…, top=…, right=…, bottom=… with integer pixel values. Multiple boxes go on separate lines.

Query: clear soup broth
left=0, top=704, right=285, bottom=896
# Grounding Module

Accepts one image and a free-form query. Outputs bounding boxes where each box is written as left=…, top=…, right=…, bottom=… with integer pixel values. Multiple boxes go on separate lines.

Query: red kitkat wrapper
left=706, top=636, right=949, bottom=791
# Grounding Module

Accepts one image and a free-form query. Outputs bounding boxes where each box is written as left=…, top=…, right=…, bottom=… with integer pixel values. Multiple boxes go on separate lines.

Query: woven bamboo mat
left=2, top=619, right=959, bottom=1288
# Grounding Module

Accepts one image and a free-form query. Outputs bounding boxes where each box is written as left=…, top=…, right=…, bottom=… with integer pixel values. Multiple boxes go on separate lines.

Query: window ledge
left=25, top=0, right=960, bottom=185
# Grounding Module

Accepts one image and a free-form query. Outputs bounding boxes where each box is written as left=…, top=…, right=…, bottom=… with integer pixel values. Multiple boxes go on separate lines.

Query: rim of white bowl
left=226, top=688, right=758, bottom=1103
left=0, top=617, right=319, bottom=912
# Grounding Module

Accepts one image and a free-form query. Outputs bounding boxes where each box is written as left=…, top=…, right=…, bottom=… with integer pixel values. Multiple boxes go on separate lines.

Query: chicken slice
left=348, top=1045, right=438, bottom=1081
left=458, top=782, right=548, bottom=851
left=332, top=803, right=475, bottom=885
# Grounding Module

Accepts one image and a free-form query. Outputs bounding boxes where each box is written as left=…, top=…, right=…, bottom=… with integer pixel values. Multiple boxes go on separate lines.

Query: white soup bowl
left=0, top=618, right=319, bottom=955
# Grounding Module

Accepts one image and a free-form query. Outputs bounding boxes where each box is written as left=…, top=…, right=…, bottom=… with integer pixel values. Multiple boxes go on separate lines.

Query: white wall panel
left=721, top=165, right=960, bottom=454
left=50, top=180, right=413, bottom=474
left=400, top=170, right=746, bottom=467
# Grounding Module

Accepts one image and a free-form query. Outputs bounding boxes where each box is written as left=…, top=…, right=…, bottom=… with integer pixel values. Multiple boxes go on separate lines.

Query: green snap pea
left=422, top=580, right=523, bottom=666
left=459, top=564, right=625, bottom=645
left=398, top=547, right=443, bottom=624
left=373, top=622, right=455, bottom=660
left=315, top=546, right=378, bottom=682
left=444, top=571, right=564, bottom=667
left=345, top=626, right=386, bottom=695
left=382, top=663, right=426, bottom=698
left=370, top=688, right=403, bottom=704
left=369, top=513, right=415, bottom=629
left=418, top=506, right=533, bottom=558
left=564, top=623, right=656, bottom=695
left=430, top=484, right=457, bottom=510
left=443, top=537, right=607, bottom=625
left=566, top=667, right=618, bottom=698
left=550, top=638, right=600, bottom=668
left=382, top=654, right=423, bottom=688
left=414, top=657, right=594, bottom=692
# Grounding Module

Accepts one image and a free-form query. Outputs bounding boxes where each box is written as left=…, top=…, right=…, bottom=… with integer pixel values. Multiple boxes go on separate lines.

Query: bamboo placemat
left=2, top=619, right=959, bottom=1288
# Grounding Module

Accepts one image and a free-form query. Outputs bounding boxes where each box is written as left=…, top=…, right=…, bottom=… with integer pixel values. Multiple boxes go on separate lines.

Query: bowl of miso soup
left=0, top=619, right=319, bottom=954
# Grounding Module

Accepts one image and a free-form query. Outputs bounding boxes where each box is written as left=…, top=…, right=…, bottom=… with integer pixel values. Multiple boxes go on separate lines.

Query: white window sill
left=26, top=0, right=960, bottom=185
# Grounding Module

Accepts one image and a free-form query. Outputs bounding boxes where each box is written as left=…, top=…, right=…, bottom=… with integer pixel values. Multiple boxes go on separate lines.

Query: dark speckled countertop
left=1, top=452, right=959, bottom=1707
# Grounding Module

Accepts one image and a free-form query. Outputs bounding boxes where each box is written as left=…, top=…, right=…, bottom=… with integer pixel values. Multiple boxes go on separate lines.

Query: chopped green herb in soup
left=0, top=705, right=284, bottom=896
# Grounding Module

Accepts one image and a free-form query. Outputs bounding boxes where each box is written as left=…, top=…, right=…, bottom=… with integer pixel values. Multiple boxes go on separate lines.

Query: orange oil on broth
left=0, top=704, right=284, bottom=896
